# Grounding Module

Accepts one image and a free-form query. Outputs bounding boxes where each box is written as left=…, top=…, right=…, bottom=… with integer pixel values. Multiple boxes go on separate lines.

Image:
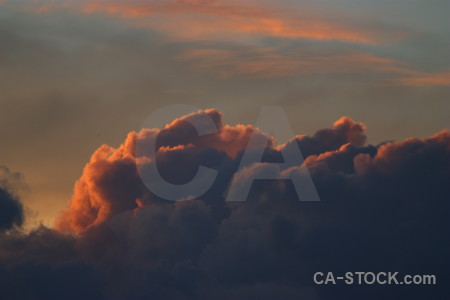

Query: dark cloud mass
left=0, top=166, right=24, bottom=232
left=1, top=110, right=449, bottom=299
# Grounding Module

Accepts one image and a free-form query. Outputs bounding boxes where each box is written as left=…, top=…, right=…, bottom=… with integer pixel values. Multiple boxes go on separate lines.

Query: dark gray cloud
left=0, top=166, right=24, bottom=232
left=0, top=227, right=104, bottom=299
left=1, top=111, right=449, bottom=299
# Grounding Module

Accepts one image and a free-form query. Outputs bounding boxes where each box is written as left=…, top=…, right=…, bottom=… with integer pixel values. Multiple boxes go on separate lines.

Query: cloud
left=0, top=166, right=25, bottom=232
left=177, top=46, right=450, bottom=85
left=13, top=0, right=405, bottom=45
left=177, top=48, right=413, bottom=79
left=393, top=72, right=450, bottom=87
left=1, top=110, right=450, bottom=299
left=0, top=226, right=104, bottom=299
left=55, top=109, right=270, bottom=233
left=3, top=1, right=448, bottom=86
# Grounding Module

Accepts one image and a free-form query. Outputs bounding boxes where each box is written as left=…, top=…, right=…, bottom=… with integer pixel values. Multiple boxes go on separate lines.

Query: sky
left=0, top=1, right=449, bottom=298
left=0, top=0, right=449, bottom=225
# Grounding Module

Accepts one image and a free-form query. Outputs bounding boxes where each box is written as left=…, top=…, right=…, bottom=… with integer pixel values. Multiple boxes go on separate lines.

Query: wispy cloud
left=1, top=0, right=447, bottom=87
left=394, top=72, right=450, bottom=87
left=176, top=46, right=450, bottom=86
left=12, top=0, right=406, bottom=45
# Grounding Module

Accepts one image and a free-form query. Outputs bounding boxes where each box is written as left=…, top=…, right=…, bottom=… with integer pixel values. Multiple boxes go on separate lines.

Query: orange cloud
left=55, top=109, right=271, bottom=233
left=10, top=1, right=447, bottom=86
left=22, top=0, right=403, bottom=45
left=82, top=2, right=153, bottom=17
left=55, top=109, right=372, bottom=234
left=225, top=17, right=386, bottom=44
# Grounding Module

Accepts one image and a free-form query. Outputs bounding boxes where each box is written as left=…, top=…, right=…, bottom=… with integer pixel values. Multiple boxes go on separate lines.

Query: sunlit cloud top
left=0, top=0, right=448, bottom=227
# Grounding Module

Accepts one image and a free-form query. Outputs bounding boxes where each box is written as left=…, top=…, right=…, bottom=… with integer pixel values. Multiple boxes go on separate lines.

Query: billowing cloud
left=55, top=110, right=367, bottom=233
left=55, top=109, right=270, bottom=232
left=1, top=110, right=449, bottom=299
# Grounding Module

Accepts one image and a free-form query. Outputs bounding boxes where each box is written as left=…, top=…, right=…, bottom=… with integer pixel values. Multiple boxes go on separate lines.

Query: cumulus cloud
left=55, top=109, right=269, bottom=233
left=1, top=110, right=449, bottom=299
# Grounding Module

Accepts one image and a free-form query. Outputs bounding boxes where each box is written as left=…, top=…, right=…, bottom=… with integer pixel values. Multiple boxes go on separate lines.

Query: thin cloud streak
left=394, top=72, right=450, bottom=87
left=177, top=47, right=450, bottom=87
left=178, top=48, right=412, bottom=78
